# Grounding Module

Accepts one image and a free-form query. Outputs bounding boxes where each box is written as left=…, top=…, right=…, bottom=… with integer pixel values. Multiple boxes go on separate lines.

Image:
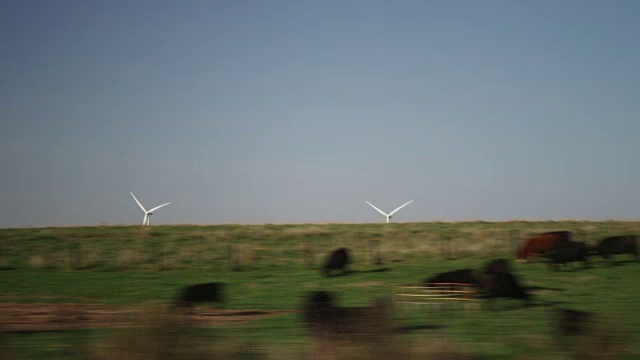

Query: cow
left=555, top=308, right=595, bottom=337
left=545, top=241, right=590, bottom=270
left=301, top=291, right=335, bottom=327
left=423, top=269, right=480, bottom=288
left=479, top=272, right=531, bottom=308
left=554, top=308, right=617, bottom=356
left=300, top=290, right=393, bottom=341
left=593, top=235, right=639, bottom=263
left=174, top=282, right=225, bottom=310
left=322, top=248, right=351, bottom=277
left=517, top=231, right=573, bottom=261
left=484, top=258, right=511, bottom=275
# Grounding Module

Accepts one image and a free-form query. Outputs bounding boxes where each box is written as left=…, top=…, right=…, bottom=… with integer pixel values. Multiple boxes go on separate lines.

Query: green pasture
left=1, top=221, right=639, bottom=359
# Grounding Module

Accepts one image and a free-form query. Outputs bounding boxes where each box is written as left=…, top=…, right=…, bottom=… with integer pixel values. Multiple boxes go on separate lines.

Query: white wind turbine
left=130, top=192, right=171, bottom=226
left=365, top=200, right=414, bottom=223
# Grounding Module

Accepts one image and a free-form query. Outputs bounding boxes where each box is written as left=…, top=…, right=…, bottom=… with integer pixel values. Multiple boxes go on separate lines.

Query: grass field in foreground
left=1, top=221, right=640, bottom=358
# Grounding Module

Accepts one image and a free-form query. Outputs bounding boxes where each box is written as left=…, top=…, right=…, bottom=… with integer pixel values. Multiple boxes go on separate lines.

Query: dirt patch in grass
left=0, top=294, right=98, bottom=302
left=0, top=303, right=293, bottom=332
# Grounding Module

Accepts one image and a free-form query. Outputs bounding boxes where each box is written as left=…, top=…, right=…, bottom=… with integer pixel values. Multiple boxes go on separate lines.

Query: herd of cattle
left=517, top=231, right=638, bottom=268
left=170, top=231, right=638, bottom=342
left=423, top=231, right=639, bottom=306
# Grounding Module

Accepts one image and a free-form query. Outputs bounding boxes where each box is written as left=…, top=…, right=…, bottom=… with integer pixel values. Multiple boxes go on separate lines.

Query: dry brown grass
left=406, top=340, right=475, bottom=360
left=305, top=338, right=476, bottom=360
left=116, top=249, right=138, bottom=269
left=8, top=221, right=640, bottom=270
left=559, top=315, right=627, bottom=360
left=0, top=331, right=14, bottom=360
left=28, top=255, right=48, bottom=269
left=283, top=225, right=333, bottom=239
left=92, top=302, right=268, bottom=360
left=230, top=244, right=255, bottom=271
left=92, top=303, right=203, bottom=360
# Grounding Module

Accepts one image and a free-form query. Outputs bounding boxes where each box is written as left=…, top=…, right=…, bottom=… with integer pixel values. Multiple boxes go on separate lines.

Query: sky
left=2, top=0, right=640, bottom=228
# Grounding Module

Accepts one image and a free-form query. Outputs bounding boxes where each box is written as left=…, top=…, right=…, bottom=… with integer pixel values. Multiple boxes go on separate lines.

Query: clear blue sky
left=2, top=0, right=640, bottom=227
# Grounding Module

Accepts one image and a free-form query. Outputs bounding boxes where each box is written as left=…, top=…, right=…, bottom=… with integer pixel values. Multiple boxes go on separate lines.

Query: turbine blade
left=148, top=202, right=171, bottom=213
left=142, top=214, right=148, bottom=225
left=365, top=201, right=388, bottom=216
left=130, top=192, right=147, bottom=212
left=388, top=200, right=414, bottom=216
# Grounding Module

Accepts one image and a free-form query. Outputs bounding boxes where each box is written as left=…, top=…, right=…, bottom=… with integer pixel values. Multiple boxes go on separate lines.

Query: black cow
left=480, top=272, right=531, bottom=307
left=484, top=259, right=511, bottom=275
left=174, top=282, right=225, bottom=309
left=554, top=308, right=615, bottom=355
left=424, top=269, right=480, bottom=287
left=301, top=290, right=335, bottom=326
left=546, top=241, right=590, bottom=270
left=300, top=290, right=393, bottom=340
left=322, top=248, right=351, bottom=277
left=594, top=235, right=639, bottom=262
left=555, top=308, right=595, bottom=337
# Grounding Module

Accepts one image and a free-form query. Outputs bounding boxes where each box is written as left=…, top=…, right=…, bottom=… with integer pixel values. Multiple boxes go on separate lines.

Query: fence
left=395, top=283, right=479, bottom=313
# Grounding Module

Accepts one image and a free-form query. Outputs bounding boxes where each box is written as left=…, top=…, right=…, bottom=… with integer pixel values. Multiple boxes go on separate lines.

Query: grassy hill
left=2, top=220, right=637, bottom=272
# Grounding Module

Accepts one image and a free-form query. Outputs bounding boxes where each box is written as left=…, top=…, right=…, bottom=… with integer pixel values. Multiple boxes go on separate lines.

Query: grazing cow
left=594, top=235, right=639, bottom=262
left=300, top=290, right=393, bottom=340
left=555, top=308, right=595, bottom=337
left=484, top=258, right=511, bottom=275
left=517, top=231, right=573, bottom=261
left=554, top=308, right=617, bottom=356
left=424, top=269, right=480, bottom=288
left=301, top=291, right=335, bottom=327
left=174, top=282, right=225, bottom=309
left=546, top=241, right=590, bottom=270
left=322, top=248, right=351, bottom=277
left=480, top=272, right=531, bottom=306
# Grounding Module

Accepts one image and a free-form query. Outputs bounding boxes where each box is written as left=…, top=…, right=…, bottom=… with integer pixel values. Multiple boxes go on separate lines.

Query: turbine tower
left=365, top=200, right=413, bottom=223
left=130, top=192, right=171, bottom=226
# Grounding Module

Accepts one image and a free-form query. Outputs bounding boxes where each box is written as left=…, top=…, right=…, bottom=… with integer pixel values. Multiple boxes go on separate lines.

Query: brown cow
left=516, top=231, right=572, bottom=261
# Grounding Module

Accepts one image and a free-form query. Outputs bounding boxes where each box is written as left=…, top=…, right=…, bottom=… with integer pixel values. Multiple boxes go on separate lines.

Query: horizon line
left=2, top=218, right=640, bottom=230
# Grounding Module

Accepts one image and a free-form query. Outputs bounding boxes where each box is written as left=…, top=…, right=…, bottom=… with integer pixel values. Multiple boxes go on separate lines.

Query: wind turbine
left=130, top=192, right=171, bottom=226
left=365, top=200, right=414, bottom=223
